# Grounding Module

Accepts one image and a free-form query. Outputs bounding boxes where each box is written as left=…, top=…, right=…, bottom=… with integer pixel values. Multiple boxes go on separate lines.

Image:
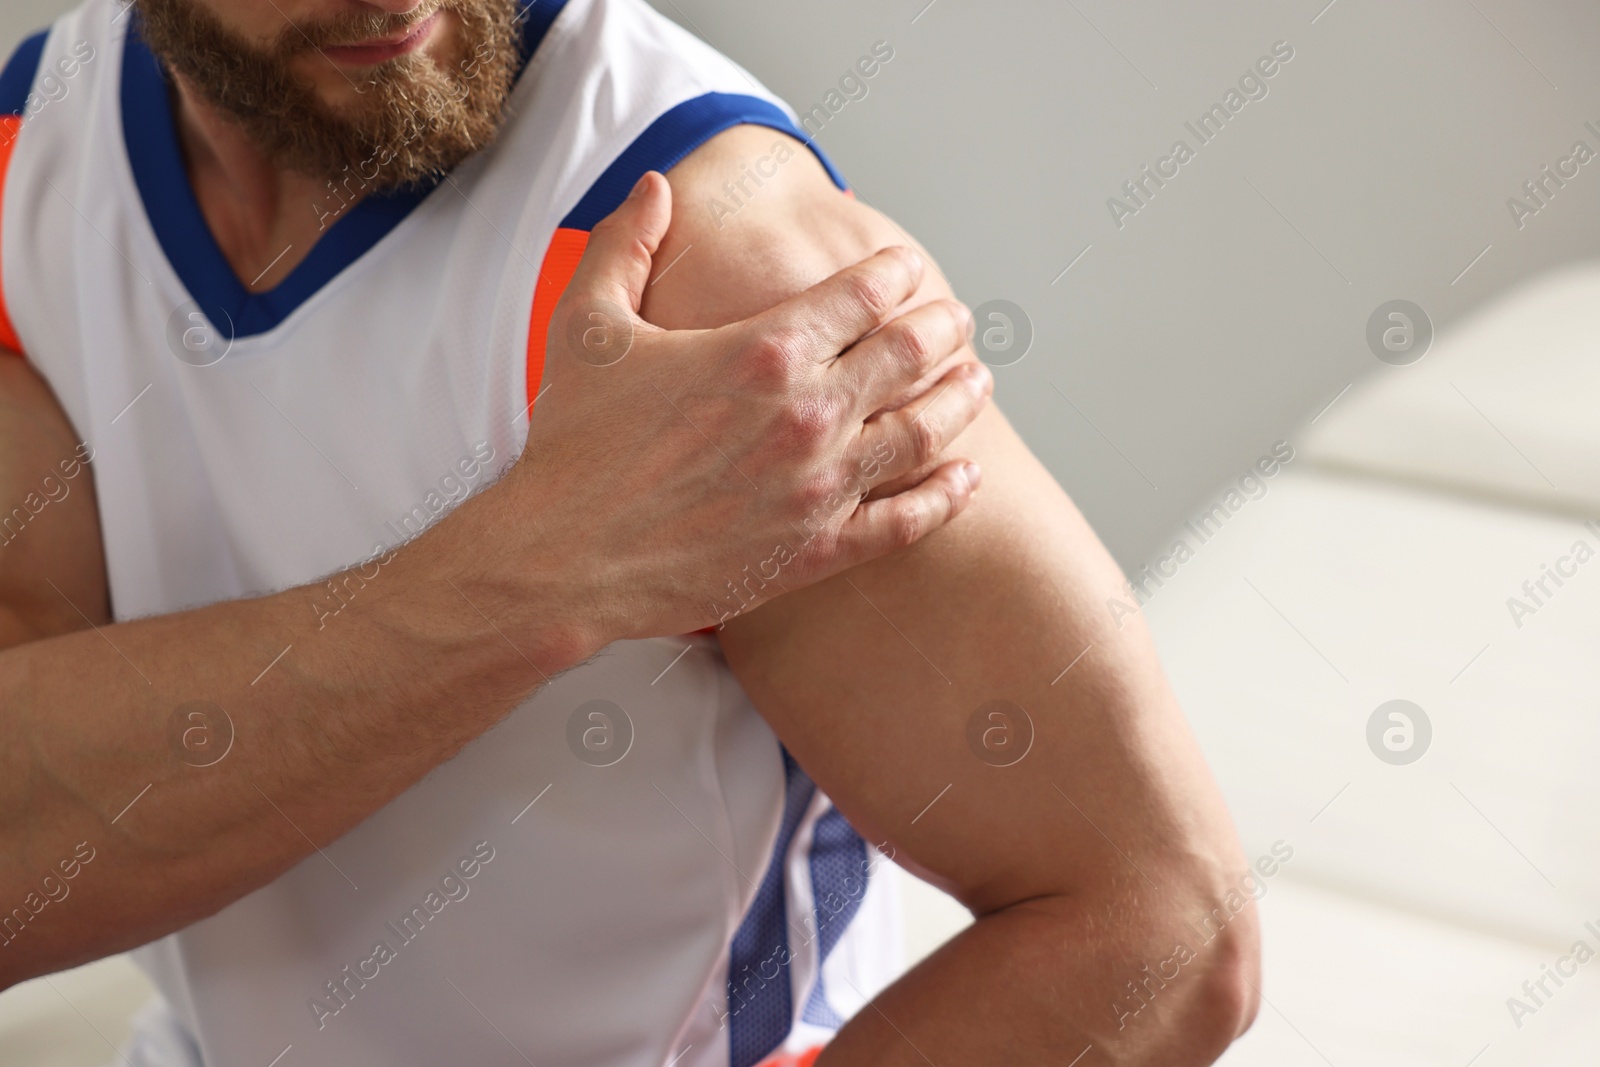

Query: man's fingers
left=857, top=361, right=992, bottom=487
left=832, top=460, right=981, bottom=568
left=835, top=297, right=975, bottom=413
left=564, top=171, right=673, bottom=314
left=739, top=246, right=927, bottom=368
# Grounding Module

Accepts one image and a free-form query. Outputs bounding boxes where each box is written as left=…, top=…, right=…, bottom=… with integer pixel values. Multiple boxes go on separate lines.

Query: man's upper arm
left=641, top=125, right=1244, bottom=914
left=0, top=351, right=108, bottom=648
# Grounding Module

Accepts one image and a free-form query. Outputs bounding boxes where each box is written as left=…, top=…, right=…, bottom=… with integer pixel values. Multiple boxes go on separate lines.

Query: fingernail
left=962, top=462, right=982, bottom=490
left=968, top=362, right=992, bottom=392
left=628, top=173, right=651, bottom=199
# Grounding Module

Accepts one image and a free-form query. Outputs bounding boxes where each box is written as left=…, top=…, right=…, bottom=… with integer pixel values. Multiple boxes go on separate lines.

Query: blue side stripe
left=799, top=806, right=870, bottom=1027
left=727, top=749, right=816, bottom=1067
left=559, top=91, right=849, bottom=232
left=0, top=30, right=48, bottom=116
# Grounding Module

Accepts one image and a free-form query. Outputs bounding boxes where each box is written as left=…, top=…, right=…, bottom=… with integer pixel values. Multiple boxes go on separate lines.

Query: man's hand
left=516, top=171, right=991, bottom=645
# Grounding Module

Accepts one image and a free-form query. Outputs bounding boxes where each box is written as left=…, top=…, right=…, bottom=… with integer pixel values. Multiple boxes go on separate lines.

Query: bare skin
left=171, top=76, right=323, bottom=291
left=1, top=0, right=1260, bottom=1063
left=643, top=126, right=1262, bottom=1064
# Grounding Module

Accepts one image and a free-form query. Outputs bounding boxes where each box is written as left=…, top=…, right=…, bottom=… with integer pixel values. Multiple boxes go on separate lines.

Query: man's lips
left=320, top=12, right=441, bottom=66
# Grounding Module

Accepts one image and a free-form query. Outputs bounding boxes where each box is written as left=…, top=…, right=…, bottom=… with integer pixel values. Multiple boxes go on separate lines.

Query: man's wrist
left=404, top=472, right=604, bottom=682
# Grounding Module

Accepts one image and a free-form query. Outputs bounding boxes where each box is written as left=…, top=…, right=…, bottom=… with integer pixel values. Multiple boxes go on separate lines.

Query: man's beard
left=134, top=0, right=521, bottom=192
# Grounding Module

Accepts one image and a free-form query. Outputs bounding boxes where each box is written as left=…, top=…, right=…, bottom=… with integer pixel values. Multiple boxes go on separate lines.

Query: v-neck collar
left=119, top=0, right=569, bottom=340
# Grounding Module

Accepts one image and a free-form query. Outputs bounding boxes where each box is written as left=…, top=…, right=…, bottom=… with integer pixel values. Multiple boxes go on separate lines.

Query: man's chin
left=139, top=0, right=518, bottom=193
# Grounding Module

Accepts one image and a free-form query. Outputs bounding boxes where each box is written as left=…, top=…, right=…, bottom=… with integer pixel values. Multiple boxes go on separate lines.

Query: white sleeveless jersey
left=0, top=2, right=904, bottom=1064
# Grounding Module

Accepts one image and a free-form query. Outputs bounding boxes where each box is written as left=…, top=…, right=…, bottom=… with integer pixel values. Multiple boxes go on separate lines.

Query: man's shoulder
left=639, top=124, right=897, bottom=331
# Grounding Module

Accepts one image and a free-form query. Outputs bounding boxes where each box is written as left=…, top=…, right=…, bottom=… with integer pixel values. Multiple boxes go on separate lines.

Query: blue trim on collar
left=559, top=91, right=849, bottom=232
left=121, top=0, right=569, bottom=340
left=0, top=30, right=49, bottom=115
left=513, top=0, right=568, bottom=58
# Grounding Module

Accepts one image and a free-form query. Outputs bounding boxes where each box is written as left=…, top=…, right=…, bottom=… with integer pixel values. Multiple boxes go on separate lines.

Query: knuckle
left=909, top=412, right=944, bottom=466
left=797, top=525, right=842, bottom=574
left=578, top=220, right=653, bottom=281
left=845, top=267, right=898, bottom=320
left=778, top=395, right=837, bottom=450
left=748, top=327, right=810, bottom=378
left=621, top=237, right=656, bottom=279
left=889, top=318, right=934, bottom=369
left=887, top=502, right=925, bottom=548
left=792, top=471, right=838, bottom=515
left=584, top=215, right=627, bottom=257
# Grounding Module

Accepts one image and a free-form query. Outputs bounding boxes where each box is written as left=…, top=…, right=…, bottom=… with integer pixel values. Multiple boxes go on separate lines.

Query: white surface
left=894, top=862, right=973, bottom=969
left=1148, top=467, right=1600, bottom=946
left=1304, top=259, right=1600, bottom=514
left=0, top=955, right=153, bottom=1067
left=1217, top=876, right=1600, bottom=1067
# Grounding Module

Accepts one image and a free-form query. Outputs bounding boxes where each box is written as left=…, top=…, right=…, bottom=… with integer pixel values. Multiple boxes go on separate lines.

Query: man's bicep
left=715, top=397, right=1221, bottom=911
left=0, top=352, right=109, bottom=647
left=647, top=125, right=1237, bottom=912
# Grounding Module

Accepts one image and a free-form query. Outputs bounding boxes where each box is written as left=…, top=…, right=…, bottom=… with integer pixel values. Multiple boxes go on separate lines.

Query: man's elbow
left=1193, top=905, right=1262, bottom=1051
left=1097, top=900, right=1260, bottom=1065
left=1139, top=889, right=1261, bottom=1063
left=1025, top=876, right=1262, bottom=1065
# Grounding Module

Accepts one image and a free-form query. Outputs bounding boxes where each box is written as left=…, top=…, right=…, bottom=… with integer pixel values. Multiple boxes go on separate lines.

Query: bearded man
left=0, top=1, right=1259, bottom=1065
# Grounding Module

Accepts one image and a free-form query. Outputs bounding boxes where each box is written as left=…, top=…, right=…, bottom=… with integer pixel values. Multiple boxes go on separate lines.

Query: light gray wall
left=646, top=0, right=1600, bottom=567
left=7, top=0, right=1597, bottom=567
left=1, top=0, right=71, bottom=58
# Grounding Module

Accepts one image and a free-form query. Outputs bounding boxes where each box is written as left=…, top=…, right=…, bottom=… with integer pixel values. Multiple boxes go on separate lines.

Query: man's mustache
left=279, top=0, right=451, bottom=54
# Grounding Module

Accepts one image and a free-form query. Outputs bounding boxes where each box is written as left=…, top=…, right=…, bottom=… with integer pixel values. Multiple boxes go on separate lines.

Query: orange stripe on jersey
left=0, top=115, right=23, bottom=356
left=524, top=226, right=591, bottom=414
left=755, top=1045, right=825, bottom=1067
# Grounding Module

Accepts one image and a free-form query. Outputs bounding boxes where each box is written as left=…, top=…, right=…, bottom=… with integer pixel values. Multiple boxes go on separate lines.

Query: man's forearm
left=0, top=477, right=587, bottom=989
left=820, top=887, right=1256, bottom=1065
